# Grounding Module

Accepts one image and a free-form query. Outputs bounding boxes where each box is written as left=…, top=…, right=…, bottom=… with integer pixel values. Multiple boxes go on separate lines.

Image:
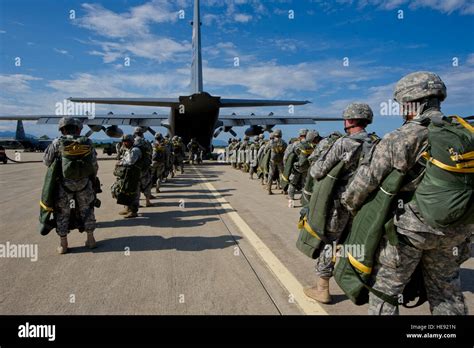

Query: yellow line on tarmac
left=195, top=167, right=328, bottom=315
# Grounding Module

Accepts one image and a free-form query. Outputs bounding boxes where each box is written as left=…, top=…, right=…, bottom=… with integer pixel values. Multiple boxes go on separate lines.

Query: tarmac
left=0, top=150, right=472, bottom=315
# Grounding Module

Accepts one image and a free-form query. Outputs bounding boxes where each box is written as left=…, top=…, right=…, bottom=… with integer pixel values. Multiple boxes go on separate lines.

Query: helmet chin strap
left=344, top=124, right=357, bottom=134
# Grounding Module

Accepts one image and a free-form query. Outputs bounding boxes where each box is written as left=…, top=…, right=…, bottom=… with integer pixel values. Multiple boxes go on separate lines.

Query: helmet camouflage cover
left=58, top=117, right=83, bottom=131
left=342, top=103, right=373, bottom=124
left=394, top=71, right=447, bottom=103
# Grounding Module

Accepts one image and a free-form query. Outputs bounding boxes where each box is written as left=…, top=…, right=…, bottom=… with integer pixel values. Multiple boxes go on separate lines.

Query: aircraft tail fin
left=191, top=0, right=203, bottom=94
left=15, top=120, right=26, bottom=140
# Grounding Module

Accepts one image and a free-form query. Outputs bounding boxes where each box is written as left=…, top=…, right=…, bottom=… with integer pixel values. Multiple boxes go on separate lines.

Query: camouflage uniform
left=288, top=131, right=319, bottom=200
left=267, top=130, right=287, bottom=194
left=152, top=134, right=170, bottom=192
left=284, top=129, right=308, bottom=164
left=311, top=129, right=373, bottom=278
left=171, top=136, right=186, bottom=174
left=134, top=136, right=153, bottom=199
left=43, top=137, right=98, bottom=237
left=249, top=136, right=261, bottom=179
left=120, top=143, right=142, bottom=213
left=239, top=136, right=251, bottom=171
left=342, top=71, right=472, bottom=315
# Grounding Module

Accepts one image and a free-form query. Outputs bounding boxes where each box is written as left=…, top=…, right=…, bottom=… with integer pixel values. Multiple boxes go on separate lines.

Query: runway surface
left=0, top=151, right=472, bottom=315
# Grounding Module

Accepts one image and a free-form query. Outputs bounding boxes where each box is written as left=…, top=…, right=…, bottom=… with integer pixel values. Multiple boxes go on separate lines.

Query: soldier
left=43, top=117, right=98, bottom=254
left=133, top=127, right=154, bottom=207
left=287, top=130, right=322, bottom=204
left=304, top=103, right=376, bottom=303
left=163, top=134, right=172, bottom=181
left=239, top=135, right=251, bottom=172
left=284, top=129, right=308, bottom=164
left=187, top=137, right=205, bottom=164
left=171, top=135, right=186, bottom=175
left=229, top=138, right=239, bottom=168
left=258, top=132, right=274, bottom=185
left=249, top=135, right=261, bottom=179
left=267, top=129, right=287, bottom=195
left=342, top=72, right=473, bottom=315
left=152, top=133, right=170, bottom=193
left=117, top=134, right=142, bottom=218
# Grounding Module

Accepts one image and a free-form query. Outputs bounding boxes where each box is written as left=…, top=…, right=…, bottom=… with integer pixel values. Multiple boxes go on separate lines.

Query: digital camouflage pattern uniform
left=152, top=134, right=170, bottom=192
left=310, top=129, right=374, bottom=278
left=342, top=71, right=472, bottom=315
left=267, top=130, right=287, bottom=194
left=43, top=136, right=98, bottom=237
left=119, top=142, right=142, bottom=214
left=288, top=131, right=319, bottom=200
left=134, top=136, right=153, bottom=199
left=249, top=136, right=262, bottom=179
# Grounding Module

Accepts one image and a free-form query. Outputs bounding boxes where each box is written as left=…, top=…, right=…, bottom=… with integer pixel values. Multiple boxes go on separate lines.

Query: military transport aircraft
left=0, top=0, right=342, bottom=152
left=0, top=120, right=52, bottom=151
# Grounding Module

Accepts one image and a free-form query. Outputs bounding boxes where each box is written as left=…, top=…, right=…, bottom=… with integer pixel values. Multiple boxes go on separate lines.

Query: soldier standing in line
left=342, top=72, right=473, bottom=315
left=267, top=129, right=287, bottom=195
left=43, top=117, right=98, bottom=254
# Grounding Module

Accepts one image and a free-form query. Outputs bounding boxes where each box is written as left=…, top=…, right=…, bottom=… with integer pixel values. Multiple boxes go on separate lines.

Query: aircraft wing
left=0, top=114, right=169, bottom=127
left=68, top=97, right=180, bottom=107
left=219, top=99, right=310, bottom=107
left=218, top=114, right=343, bottom=127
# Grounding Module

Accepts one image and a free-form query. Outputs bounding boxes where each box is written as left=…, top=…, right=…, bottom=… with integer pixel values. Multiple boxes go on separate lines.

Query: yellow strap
left=39, top=200, right=53, bottom=212
left=300, top=149, right=314, bottom=155
left=422, top=152, right=474, bottom=173
left=303, top=218, right=320, bottom=240
left=63, top=143, right=91, bottom=156
left=455, top=160, right=474, bottom=169
left=281, top=174, right=289, bottom=182
left=347, top=252, right=372, bottom=275
left=454, top=115, right=474, bottom=133
left=450, top=151, right=474, bottom=162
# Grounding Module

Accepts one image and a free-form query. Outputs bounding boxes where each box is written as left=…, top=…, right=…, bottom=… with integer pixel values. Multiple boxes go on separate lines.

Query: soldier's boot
left=303, top=277, right=332, bottom=304
left=267, top=182, right=273, bottom=195
left=181, top=166, right=184, bottom=174
left=85, top=232, right=97, bottom=249
left=145, top=197, right=153, bottom=207
left=124, top=211, right=138, bottom=218
left=119, top=206, right=130, bottom=215
left=156, top=181, right=161, bottom=193
left=57, top=236, right=68, bottom=254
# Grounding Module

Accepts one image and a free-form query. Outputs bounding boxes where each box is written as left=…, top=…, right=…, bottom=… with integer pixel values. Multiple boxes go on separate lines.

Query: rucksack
left=134, top=139, right=152, bottom=170
left=59, top=136, right=95, bottom=180
left=153, top=144, right=166, bottom=162
left=415, top=115, right=474, bottom=228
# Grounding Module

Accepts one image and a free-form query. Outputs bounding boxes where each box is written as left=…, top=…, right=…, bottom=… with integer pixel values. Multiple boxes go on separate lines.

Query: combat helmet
left=305, top=130, right=320, bottom=143
left=253, top=136, right=259, bottom=142
left=273, top=129, right=282, bottom=137
left=243, top=135, right=250, bottom=141
left=133, top=126, right=146, bottom=136
left=155, top=132, right=163, bottom=140
left=122, top=134, right=134, bottom=143
left=394, top=71, right=446, bottom=103
left=342, top=103, right=373, bottom=124
left=298, top=128, right=309, bottom=137
left=258, top=134, right=264, bottom=140
left=58, top=117, right=83, bottom=131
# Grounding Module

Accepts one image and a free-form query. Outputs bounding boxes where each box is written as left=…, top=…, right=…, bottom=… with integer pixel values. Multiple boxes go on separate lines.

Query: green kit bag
left=296, top=161, right=345, bottom=259
left=59, top=136, right=96, bottom=180
left=38, top=158, right=61, bottom=235
left=334, top=169, right=405, bottom=305
left=415, top=116, right=474, bottom=228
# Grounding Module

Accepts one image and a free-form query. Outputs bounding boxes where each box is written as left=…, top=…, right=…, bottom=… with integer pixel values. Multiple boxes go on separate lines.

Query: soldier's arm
left=42, top=139, right=59, bottom=167
left=310, top=138, right=344, bottom=180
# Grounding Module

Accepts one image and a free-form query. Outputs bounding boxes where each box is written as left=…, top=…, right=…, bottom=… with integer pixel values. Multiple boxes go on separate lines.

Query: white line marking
left=195, top=167, right=328, bottom=315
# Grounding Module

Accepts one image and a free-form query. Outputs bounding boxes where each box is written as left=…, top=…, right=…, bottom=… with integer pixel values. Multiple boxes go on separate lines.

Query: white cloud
left=0, top=74, right=42, bottom=93
left=234, top=13, right=252, bottom=22
left=54, top=48, right=69, bottom=55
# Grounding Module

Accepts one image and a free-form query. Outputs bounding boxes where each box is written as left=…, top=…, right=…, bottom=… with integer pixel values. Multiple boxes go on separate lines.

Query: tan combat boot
left=85, top=232, right=97, bottom=249
left=124, top=211, right=138, bottom=219
left=119, top=206, right=130, bottom=215
left=145, top=197, right=153, bottom=207
left=57, top=236, right=68, bottom=254
left=303, top=277, right=332, bottom=304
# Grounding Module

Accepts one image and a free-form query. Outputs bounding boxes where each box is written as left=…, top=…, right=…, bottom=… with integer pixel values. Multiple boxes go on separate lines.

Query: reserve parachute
left=415, top=115, right=474, bottom=228
left=59, top=136, right=95, bottom=180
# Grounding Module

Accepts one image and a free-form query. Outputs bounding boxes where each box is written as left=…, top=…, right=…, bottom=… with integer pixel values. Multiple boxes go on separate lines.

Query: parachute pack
left=59, top=136, right=95, bottom=180
left=415, top=115, right=474, bottom=228
left=134, top=139, right=153, bottom=170
left=153, top=144, right=166, bottom=162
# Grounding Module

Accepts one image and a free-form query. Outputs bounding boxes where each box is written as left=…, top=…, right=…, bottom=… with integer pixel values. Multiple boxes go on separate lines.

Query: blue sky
left=0, top=0, right=473, bottom=141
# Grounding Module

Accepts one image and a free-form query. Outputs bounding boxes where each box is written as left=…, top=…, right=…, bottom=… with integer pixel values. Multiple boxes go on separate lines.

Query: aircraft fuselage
left=170, top=92, right=220, bottom=150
